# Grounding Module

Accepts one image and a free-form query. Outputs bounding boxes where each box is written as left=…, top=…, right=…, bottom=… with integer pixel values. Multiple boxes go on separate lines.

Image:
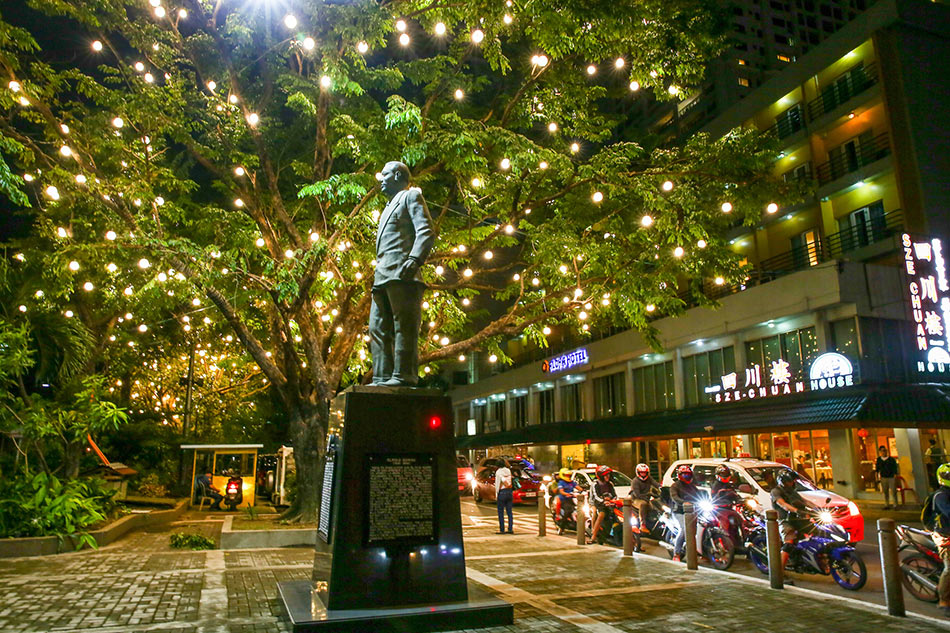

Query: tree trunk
left=63, top=440, right=82, bottom=479
left=285, top=399, right=328, bottom=523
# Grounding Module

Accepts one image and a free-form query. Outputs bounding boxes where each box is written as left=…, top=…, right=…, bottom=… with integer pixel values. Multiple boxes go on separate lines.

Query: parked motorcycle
left=896, top=524, right=942, bottom=603
left=746, top=510, right=867, bottom=590
left=224, top=472, right=244, bottom=511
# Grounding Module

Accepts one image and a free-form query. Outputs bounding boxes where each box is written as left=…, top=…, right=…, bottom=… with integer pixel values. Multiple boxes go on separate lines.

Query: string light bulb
left=83, top=281, right=94, bottom=291
left=46, top=186, right=60, bottom=200
left=471, top=29, right=484, bottom=44
left=500, top=158, right=510, bottom=170
left=283, top=14, right=297, bottom=29
left=586, top=64, right=597, bottom=75
left=92, top=40, right=103, bottom=51
left=697, top=239, right=707, bottom=248
left=234, top=166, right=245, bottom=177
left=629, top=81, right=640, bottom=92
left=303, top=37, right=315, bottom=50
left=105, top=230, right=116, bottom=240
left=399, top=33, right=410, bottom=46
left=570, top=142, right=580, bottom=153
left=454, top=88, right=464, bottom=100
left=247, top=113, right=259, bottom=126
left=715, top=276, right=725, bottom=285
left=178, top=8, right=187, bottom=18
left=68, top=260, right=80, bottom=271
left=434, top=22, right=446, bottom=36
left=503, top=14, right=513, bottom=24
left=357, top=41, right=369, bottom=54
left=592, top=191, right=603, bottom=203
left=767, top=202, right=779, bottom=214
left=673, top=246, right=684, bottom=258
left=395, top=19, right=407, bottom=32
left=721, top=202, right=733, bottom=213
left=641, top=215, right=653, bottom=227
left=320, top=75, right=332, bottom=88
left=615, top=57, right=625, bottom=69
left=662, top=180, right=673, bottom=191
left=138, top=258, right=150, bottom=269
left=548, top=122, right=558, bottom=132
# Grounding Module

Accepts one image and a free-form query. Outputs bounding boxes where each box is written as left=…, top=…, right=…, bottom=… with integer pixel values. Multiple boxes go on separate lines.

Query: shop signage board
left=542, top=347, right=589, bottom=373
left=704, top=352, right=854, bottom=404
left=901, top=233, right=950, bottom=375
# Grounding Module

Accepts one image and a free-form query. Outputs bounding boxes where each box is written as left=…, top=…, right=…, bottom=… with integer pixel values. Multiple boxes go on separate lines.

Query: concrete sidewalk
left=0, top=514, right=942, bottom=633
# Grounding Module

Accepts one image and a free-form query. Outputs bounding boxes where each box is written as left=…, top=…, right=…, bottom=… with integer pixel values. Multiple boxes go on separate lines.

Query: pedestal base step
left=278, top=579, right=513, bottom=633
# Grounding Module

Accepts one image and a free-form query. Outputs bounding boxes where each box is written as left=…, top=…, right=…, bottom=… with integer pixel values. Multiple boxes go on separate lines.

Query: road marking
left=466, top=567, right=626, bottom=633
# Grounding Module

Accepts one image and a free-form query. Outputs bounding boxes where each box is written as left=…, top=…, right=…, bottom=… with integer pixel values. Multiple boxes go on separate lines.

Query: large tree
left=0, top=0, right=795, bottom=520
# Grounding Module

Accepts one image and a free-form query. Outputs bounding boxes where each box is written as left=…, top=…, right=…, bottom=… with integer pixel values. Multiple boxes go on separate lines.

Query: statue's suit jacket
left=373, top=187, right=435, bottom=288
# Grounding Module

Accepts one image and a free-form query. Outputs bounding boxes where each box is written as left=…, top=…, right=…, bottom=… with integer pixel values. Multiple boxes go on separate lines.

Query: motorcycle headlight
left=847, top=501, right=860, bottom=516
left=818, top=510, right=834, bottom=524
left=661, top=505, right=671, bottom=513
left=698, top=500, right=714, bottom=514
left=465, top=472, right=474, bottom=481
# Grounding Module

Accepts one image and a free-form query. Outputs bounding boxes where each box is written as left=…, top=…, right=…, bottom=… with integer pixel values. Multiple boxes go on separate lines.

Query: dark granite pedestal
left=278, top=386, right=512, bottom=632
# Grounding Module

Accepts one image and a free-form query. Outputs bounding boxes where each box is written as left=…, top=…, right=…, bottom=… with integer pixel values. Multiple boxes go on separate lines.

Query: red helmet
left=677, top=465, right=694, bottom=483
left=595, top=465, right=613, bottom=482
left=715, top=465, right=733, bottom=483
left=636, top=463, right=650, bottom=480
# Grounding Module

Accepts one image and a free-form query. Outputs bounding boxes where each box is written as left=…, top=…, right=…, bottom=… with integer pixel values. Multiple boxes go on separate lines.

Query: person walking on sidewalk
left=495, top=462, right=514, bottom=534
left=875, top=446, right=899, bottom=509
left=928, top=463, right=950, bottom=616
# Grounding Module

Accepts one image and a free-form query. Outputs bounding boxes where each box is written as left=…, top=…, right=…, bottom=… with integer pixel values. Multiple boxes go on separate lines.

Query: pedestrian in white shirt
left=495, top=464, right=514, bottom=534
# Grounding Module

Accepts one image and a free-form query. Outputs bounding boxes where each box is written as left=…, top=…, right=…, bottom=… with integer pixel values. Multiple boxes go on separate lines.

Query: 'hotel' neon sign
left=542, top=348, right=589, bottom=373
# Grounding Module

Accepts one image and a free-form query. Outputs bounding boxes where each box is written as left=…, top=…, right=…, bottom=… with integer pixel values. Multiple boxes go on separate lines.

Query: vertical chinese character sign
left=902, top=233, right=950, bottom=373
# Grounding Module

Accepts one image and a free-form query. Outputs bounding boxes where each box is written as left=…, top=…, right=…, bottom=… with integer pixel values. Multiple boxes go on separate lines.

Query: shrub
left=170, top=531, right=215, bottom=550
left=243, top=504, right=260, bottom=520
left=0, top=473, right=118, bottom=549
left=135, top=473, right=170, bottom=498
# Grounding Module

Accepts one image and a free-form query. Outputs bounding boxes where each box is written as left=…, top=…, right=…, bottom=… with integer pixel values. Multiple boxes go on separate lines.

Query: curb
left=219, top=514, right=316, bottom=550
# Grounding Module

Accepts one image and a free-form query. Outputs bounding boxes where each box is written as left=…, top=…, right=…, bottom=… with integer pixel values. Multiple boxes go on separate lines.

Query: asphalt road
left=459, top=496, right=944, bottom=621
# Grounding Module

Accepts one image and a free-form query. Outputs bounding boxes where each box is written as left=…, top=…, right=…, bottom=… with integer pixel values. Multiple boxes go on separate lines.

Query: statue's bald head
left=379, top=161, right=411, bottom=198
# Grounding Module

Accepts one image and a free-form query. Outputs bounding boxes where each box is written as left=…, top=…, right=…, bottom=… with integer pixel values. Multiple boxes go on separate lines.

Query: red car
left=456, top=455, right=475, bottom=494
left=471, top=457, right=542, bottom=504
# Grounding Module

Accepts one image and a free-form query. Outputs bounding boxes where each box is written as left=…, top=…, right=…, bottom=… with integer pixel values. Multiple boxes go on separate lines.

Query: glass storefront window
left=593, top=372, right=626, bottom=418
left=634, top=439, right=678, bottom=480
left=537, top=389, right=554, bottom=424
left=832, top=317, right=859, bottom=359
left=560, top=383, right=583, bottom=420
left=745, top=326, right=818, bottom=384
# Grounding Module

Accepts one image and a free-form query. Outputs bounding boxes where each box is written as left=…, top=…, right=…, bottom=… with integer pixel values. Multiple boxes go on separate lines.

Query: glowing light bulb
left=715, top=276, right=725, bottom=285
left=471, top=177, right=481, bottom=188
left=592, top=191, right=603, bottom=203
left=458, top=354, right=466, bottom=361
left=138, top=258, right=150, bottom=269
left=531, top=277, right=540, bottom=286
left=646, top=304, right=655, bottom=312
left=357, top=41, right=369, bottom=54
left=59, top=145, right=73, bottom=157
left=629, top=81, right=640, bottom=92
left=697, top=239, right=707, bottom=248
left=399, top=33, right=410, bottom=46
left=483, top=250, right=493, bottom=260
left=106, top=263, right=117, bottom=272
left=8, top=81, right=20, bottom=92
left=92, top=40, right=103, bottom=52
left=396, top=19, right=407, bottom=32
left=138, top=324, right=148, bottom=332
left=18, top=96, right=30, bottom=106
left=435, top=265, right=444, bottom=275
left=83, top=281, right=94, bottom=291
left=548, top=122, right=558, bottom=132
left=154, top=6, right=165, bottom=18
left=434, top=22, right=446, bottom=36
left=536, top=54, right=549, bottom=67
left=503, top=14, right=513, bottom=24
left=721, top=202, right=733, bottom=213
left=542, top=326, right=551, bottom=335
left=504, top=224, right=514, bottom=234
left=284, top=14, right=298, bottom=29
left=309, top=232, right=319, bottom=242
left=489, top=354, right=498, bottom=363
left=178, top=8, right=187, bottom=18
left=234, top=166, right=245, bottom=177
left=105, top=230, right=117, bottom=241
left=143, top=72, right=154, bottom=83
left=285, top=249, right=295, bottom=259
left=462, top=268, right=473, bottom=278
left=229, top=94, right=238, bottom=104
left=65, top=310, right=74, bottom=318
left=471, top=29, right=484, bottom=44
left=500, top=158, right=510, bottom=170
left=255, top=237, right=265, bottom=247
left=68, top=260, right=80, bottom=271
left=662, top=180, right=673, bottom=191
left=570, top=142, right=580, bottom=153
left=234, top=198, right=244, bottom=208
left=124, top=287, right=133, bottom=296
left=454, top=88, right=464, bottom=100
left=247, top=113, right=259, bottom=126
left=615, top=57, right=625, bottom=69
left=46, top=186, right=60, bottom=200
left=303, top=37, right=315, bottom=50
left=57, top=227, right=68, bottom=238
left=767, top=202, right=779, bottom=214
left=673, top=246, right=684, bottom=258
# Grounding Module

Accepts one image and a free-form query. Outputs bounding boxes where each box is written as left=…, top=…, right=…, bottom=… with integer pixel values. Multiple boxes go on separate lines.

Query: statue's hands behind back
left=397, top=257, right=420, bottom=281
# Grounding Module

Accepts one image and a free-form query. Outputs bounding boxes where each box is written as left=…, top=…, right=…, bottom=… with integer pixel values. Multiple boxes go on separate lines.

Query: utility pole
left=177, top=341, right=197, bottom=490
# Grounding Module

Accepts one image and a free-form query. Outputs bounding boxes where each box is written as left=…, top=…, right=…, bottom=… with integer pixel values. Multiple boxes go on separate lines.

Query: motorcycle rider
left=710, top=464, right=743, bottom=542
left=630, top=463, right=659, bottom=552
left=931, top=463, right=950, bottom=615
left=589, top=465, right=618, bottom=544
left=771, top=470, right=813, bottom=584
left=553, top=468, right=578, bottom=527
left=670, top=464, right=701, bottom=562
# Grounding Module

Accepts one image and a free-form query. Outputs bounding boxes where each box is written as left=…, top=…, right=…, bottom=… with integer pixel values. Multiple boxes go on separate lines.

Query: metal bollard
left=538, top=490, right=547, bottom=537
left=878, top=518, right=906, bottom=617
left=623, top=498, right=634, bottom=556
left=684, top=502, right=698, bottom=570
left=765, top=509, right=784, bottom=589
left=577, top=492, right=587, bottom=546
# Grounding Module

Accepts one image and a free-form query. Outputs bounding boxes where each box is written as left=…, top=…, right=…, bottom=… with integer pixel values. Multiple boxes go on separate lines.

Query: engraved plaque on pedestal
left=365, top=453, right=437, bottom=547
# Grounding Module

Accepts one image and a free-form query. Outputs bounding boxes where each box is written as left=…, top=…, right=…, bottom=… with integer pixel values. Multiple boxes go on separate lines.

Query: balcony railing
left=807, top=62, right=878, bottom=121
left=815, top=132, right=891, bottom=185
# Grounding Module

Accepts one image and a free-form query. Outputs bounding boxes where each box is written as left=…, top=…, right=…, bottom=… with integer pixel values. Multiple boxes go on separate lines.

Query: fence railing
left=815, top=132, right=891, bottom=185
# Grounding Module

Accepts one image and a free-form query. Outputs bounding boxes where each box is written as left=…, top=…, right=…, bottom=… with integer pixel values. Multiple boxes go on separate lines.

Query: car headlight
left=847, top=501, right=859, bottom=516
left=818, top=510, right=834, bottom=524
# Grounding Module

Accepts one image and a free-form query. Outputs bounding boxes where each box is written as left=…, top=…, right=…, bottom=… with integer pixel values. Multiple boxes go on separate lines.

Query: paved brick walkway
left=0, top=514, right=941, bottom=633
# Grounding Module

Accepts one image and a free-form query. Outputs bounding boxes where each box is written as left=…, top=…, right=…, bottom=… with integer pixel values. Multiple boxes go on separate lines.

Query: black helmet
left=777, top=470, right=797, bottom=488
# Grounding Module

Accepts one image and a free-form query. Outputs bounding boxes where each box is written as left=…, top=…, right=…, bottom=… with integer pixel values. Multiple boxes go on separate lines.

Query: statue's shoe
left=378, top=378, right=418, bottom=387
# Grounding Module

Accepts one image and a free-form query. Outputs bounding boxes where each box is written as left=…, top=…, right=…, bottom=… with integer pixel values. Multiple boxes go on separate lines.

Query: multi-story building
left=449, top=0, right=950, bottom=506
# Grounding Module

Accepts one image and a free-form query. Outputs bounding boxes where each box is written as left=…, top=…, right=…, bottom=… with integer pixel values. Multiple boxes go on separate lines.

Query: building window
left=774, top=103, right=803, bottom=138
left=455, top=406, right=468, bottom=435
left=473, top=403, right=486, bottom=434
left=488, top=399, right=506, bottom=432
left=512, top=395, right=527, bottom=429
left=537, top=389, right=554, bottom=424
left=791, top=229, right=820, bottom=268
left=745, top=326, right=819, bottom=384
left=738, top=77, right=750, bottom=87
left=783, top=162, right=812, bottom=183
left=836, top=199, right=886, bottom=253
left=831, top=317, right=860, bottom=360
left=683, top=346, right=735, bottom=407
left=560, top=382, right=583, bottom=420
left=737, top=58, right=747, bottom=66
left=593, top=372, right=626, bottom=418
left=777, top=54, right=792, bottom=63
left=859, top=317, right=908, bottom=383
left=632, top=361, right=676, bottom=414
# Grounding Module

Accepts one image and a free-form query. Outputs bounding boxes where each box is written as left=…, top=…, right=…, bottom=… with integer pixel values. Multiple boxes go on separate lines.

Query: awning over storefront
left=455, top=383, right=950, bottom=450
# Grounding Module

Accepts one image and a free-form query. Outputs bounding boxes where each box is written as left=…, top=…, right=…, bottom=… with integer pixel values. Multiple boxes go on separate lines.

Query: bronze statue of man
left=369, top=161, right=435, bottom=387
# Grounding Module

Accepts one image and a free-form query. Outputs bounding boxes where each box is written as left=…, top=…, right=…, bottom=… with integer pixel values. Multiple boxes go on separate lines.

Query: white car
left=661, top=458, right=864, bottom=542
left=571, top=465, right=633, bottom=500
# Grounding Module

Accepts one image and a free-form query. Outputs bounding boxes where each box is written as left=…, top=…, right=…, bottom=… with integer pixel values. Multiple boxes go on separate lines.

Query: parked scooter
left=224, top=470, right=244, bottom=511
left=896, top=524, right=942, bottom=602
left=746, top=509, right=867, bottom=590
